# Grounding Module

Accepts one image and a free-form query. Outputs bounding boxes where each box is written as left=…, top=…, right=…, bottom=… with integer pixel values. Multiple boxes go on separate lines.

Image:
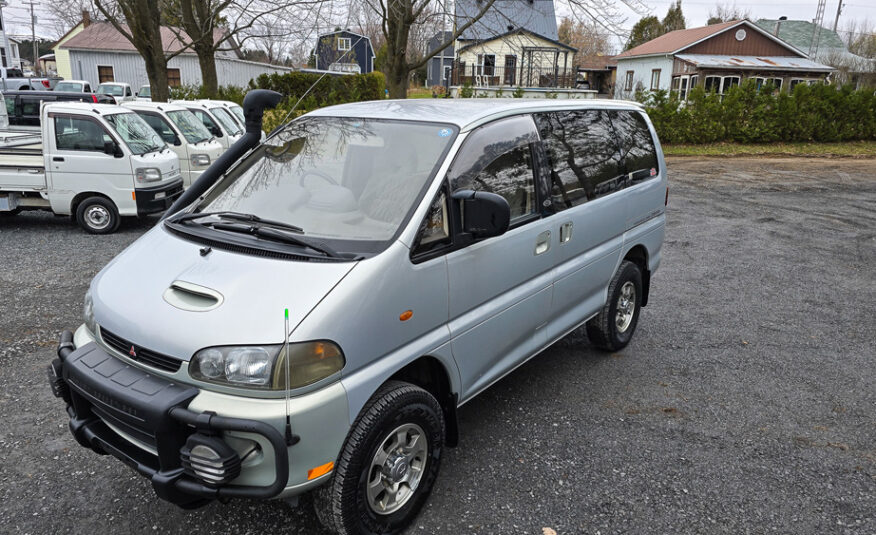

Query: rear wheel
left=586, top=260, right=643, bottom=351
left=315, top=381, right=445, bottom=535
left=75, top=197, right=120, bottom=234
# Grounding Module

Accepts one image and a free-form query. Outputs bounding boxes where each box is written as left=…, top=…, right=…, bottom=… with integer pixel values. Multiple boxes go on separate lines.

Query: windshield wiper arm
left=210, top=222, right=341, bottom=258
left=171, top=211, right=304, bottom=234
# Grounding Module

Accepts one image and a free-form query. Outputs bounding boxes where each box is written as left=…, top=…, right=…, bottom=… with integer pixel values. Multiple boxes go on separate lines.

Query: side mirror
left=211, top=125, right=223, bottom=137
left=173, top=136, right=182, bottom=146
left=452, top=189, right=510, bottom=241
left=104, top=141, right=123, bottom=158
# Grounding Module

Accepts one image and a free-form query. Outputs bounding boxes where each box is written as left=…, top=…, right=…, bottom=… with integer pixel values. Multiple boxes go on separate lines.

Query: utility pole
left=26, top=1, right=39, bottom=76
left=832, top=1, right=844, bottom=32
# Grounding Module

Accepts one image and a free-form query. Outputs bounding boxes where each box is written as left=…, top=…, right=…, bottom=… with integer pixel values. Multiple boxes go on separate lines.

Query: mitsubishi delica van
left=48, top=95, right=666, bottom=535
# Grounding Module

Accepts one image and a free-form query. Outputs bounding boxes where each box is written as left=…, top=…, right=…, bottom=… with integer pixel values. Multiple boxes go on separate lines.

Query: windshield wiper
left=173, top=211, right=304, bottom=234
left=210, top=221, right=341, bottom=258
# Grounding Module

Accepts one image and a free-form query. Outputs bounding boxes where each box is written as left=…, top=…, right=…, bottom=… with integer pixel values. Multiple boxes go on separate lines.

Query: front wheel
left=586, top=260, right=643, bottom=351
left=75, top=197, right=120, bottom=234
left=315, top=381, right=445, bottom=535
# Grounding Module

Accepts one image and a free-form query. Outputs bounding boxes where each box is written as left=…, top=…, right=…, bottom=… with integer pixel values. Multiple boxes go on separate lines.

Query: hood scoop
left=163, top=280, right=224, bottom=312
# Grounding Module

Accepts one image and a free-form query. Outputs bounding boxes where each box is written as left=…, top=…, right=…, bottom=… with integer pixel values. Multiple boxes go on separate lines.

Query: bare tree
left=94, top=0, right=178, bottom=102
left=842, top=19, right=876, bottom=59
left=45, top=0, right=121, bottom=38
left=707, top=3, right=751, bottom=25
left=558, top=16, right=612, bottom=59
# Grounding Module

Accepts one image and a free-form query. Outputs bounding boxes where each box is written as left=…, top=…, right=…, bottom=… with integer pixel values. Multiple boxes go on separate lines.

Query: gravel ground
left=1, top=157, right=874, bottom=535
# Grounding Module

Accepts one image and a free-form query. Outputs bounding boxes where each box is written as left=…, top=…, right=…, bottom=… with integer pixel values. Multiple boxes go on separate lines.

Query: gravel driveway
left=1, top=157, right=873, bottom=534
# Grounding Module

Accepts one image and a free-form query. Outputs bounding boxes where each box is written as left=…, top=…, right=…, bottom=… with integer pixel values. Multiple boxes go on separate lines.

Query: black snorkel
left=161, top=89, right=283, bottom=220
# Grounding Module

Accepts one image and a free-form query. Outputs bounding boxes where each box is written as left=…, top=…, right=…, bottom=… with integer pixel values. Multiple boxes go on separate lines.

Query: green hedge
left=639, top=81, right=876, bottom=144
left=169, top=72, right=386, bottom=132
left=249, top=71, right=385, bottom=131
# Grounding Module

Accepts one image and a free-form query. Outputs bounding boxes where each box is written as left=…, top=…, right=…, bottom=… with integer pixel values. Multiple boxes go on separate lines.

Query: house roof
left=676, top=54, right=834, bottom=72
left=456, top=27, right=576, bottom=53
left=754, top=19, right=846, bottom=52
left=577, top=55, right=617, bottom=70
left=317, top=29, right=373, bottom=46
left=456, top=0, right=559, bottom=41
left=616, top=20, right=740, bottom=58
left=59, top=21, right=234, bottom=56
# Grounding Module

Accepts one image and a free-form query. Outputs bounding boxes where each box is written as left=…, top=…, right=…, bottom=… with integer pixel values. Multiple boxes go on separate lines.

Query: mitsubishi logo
left=129, top=345, right=137, bottom=358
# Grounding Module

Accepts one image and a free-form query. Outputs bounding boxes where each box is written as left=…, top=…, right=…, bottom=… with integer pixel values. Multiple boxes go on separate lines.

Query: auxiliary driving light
left=180, top=433, right=242, bottom=487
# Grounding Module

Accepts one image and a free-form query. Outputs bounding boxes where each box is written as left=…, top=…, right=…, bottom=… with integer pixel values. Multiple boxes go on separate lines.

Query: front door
left=504, top=55, right=517, bottom=86
left=47, top=113, right=134, bottom=213
left=444, top=115, right=555, bottom=401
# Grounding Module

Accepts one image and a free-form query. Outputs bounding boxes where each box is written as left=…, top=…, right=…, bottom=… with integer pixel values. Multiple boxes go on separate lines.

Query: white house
left=0, top=6, right=22, bottom=71
left=56, top=21, right=294, bottom=89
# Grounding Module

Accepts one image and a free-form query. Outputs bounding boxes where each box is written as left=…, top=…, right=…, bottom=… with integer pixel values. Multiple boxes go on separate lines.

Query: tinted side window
left=609, top=110, right=659, bottom=183
left=534, top=110, right=624, bottom=209
left=449, top=115, right=538, bottom=222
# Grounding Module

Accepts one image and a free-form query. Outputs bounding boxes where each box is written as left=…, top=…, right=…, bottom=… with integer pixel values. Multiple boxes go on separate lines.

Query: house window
left=476, top=54, right=495, bottom=77
left=0, top=48, right=6, bottom=68
left=650, top=69, right=661, bottom=90
left=690, top=75, right=699, bottom=89
left=167, top=68, right=181, bottom=87
left=704, top=75, right=721, bottom=92
left=722, top=76, right=740, bottom=93
left=624, top=71, right=634, bottom=91
left=679, top=76, right=689, bottom=100
left=97, top=65, right=114, bottom=83
left=443, top=65, right=452, bottom=81
left=337, top=37, right=351, bottom=51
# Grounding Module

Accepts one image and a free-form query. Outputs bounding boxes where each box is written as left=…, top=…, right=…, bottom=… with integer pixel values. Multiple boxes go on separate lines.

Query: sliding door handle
left=534, top=230, right=551, bottom=255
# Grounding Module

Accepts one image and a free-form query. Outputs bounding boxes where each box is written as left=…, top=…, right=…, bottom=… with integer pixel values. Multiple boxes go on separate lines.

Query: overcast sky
left=2, top=0, right=874, bottom=47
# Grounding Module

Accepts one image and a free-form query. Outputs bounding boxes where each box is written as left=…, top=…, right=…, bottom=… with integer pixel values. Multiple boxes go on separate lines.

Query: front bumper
left=48, top=331, right=289, bottom=507
left=136, top=179, right=184, bottom=216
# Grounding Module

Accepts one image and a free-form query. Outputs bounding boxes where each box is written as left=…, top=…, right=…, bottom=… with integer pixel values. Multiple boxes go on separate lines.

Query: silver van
left=49, top=95, right=666, bottom=535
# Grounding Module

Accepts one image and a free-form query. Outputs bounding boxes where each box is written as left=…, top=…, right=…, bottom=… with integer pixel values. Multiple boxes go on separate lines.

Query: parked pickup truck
left=0, top=102, right=182, bottom=233
left=0, top=67, right=60, bottom=90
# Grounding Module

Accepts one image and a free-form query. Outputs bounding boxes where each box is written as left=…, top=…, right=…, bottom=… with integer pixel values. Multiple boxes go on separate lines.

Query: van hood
left=90, top=226, right=358, bottom=361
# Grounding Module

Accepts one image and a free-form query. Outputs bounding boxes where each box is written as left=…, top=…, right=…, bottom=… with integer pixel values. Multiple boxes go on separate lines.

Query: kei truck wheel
left=586, top=260, right=643, bottom=351
left=315, top=381, right=445, bottom=535
left=76, top=196, right=120, bottom=234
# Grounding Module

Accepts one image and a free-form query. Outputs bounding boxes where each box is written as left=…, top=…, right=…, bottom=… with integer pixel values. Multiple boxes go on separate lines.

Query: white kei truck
left=0, top=102, right=183, bottom=233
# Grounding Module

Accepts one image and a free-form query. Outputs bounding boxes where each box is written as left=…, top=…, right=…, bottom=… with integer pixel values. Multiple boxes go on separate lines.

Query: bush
left=640, top=83, right=876, bottom=144
left=169, top=85, right=247, bottom=104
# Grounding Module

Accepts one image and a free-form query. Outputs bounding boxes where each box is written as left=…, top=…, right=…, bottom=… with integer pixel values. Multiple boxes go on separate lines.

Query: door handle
left=559, top=222, right=573, bottom=243
left=534, top=230, right=551, bottom=255
left=52, top=157, right=64, bottom=162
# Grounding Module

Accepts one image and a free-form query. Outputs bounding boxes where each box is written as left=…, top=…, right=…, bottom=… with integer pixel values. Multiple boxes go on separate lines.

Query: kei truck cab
left=48, top=91, right=667, bottom=535
left=0, top=102, right=182, bottom=233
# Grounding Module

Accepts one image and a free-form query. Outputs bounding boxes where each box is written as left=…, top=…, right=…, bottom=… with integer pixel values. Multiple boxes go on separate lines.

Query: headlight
left=83, top=288, right=97, bottom=334
left=189, top=341, right=344, bottom=390
left=135, top=167, right=162, bottom=182
left=191, top=153, right=210, bottom=166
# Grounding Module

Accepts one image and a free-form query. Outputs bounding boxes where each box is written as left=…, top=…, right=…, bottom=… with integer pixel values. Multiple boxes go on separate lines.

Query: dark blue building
left=315, top=30, right=375, bottom=74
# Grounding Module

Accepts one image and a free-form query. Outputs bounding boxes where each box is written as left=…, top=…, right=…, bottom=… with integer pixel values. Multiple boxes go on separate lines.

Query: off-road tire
left=75, top=196, right=120, bottom=234
left=586, top=260, right=643, bottom=351
left=314, top=381, right=445, bottom=535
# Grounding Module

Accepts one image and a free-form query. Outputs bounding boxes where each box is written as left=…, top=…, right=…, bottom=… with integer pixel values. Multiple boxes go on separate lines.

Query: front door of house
left=504, top=55, right=517, bottom=86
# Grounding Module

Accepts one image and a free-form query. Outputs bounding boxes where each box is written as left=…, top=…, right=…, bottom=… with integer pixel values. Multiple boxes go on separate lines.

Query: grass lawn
left=407, top=87, right=438, bottom=99
left=663, top=141, right=876, bottom=158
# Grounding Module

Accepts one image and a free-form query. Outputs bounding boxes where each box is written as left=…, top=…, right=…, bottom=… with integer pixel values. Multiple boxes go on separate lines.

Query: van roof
left=123, top=101, right=189, bottom=113
left=306, top=98, right=645, bottom=131
left=44, top=102, right=132, bottom=114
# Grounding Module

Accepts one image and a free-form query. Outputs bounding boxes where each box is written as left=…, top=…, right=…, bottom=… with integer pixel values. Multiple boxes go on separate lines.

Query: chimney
left=774, top=16, right=787, bottom=37
left=82, top=10, right=91, bottom=27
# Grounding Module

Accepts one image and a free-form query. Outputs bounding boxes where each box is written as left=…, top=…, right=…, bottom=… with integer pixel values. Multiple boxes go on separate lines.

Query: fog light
left=180, top=433, right=242, bottom=487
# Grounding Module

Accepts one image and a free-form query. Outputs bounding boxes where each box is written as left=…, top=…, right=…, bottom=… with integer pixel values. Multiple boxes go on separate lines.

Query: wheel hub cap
left=615, top=281, right=636, bottom=333
left=85, top=206, right=110, bottom=229
left=365, top=423, right=428, bottom=515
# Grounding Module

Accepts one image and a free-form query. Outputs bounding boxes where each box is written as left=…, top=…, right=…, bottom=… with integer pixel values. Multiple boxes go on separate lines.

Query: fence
left=451, top=62, right=576, bottom=89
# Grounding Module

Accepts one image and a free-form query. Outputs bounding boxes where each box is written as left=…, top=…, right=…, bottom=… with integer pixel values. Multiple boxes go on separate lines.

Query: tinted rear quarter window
left=534, top=110, right=624, bottom=209
left=609, top=110, right=659, bottom=183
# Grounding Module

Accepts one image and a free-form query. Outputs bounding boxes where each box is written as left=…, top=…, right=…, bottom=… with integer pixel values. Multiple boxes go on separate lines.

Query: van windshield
left=104, top=112, right=165, bottom=155
left=55, top=82, right=84, bottom=92
left=139, top=86, right=151, bottom=97
left=167, top=110, right=212, bottom=143
left=211, top=107, right=243, bottom=135
left=97, top=85, right=123, bottom=96
left=229, top=105, right=245, bottom=125
left=195, top=117, right=457, bottom=248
